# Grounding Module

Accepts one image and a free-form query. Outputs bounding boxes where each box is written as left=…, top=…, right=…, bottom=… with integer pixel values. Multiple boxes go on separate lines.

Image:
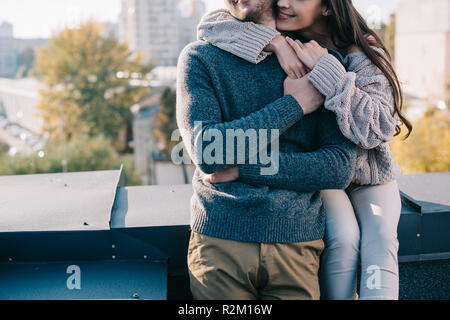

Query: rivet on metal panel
left=112, top=255, right=116, bottom=260
left=132, top=293, right=140, bottom=299
left=143, top=255, right=148, bottom=259
left=112, top=244, right=116, bottom=249
left=64, top=183, right=68, bottom=187
left=171, top=190, right=175, bottom=193
left=417, top=233, right=421, bottom=237
left=8, top=258, right=13, bottom=262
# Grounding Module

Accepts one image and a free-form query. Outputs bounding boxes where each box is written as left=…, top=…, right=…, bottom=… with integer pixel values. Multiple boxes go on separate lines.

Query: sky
left=0, top=0, right=410, bottom=39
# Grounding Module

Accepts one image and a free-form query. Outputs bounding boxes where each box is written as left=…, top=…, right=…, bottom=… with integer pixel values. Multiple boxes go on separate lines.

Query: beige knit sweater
left=196, top=9, right=401, bottom=185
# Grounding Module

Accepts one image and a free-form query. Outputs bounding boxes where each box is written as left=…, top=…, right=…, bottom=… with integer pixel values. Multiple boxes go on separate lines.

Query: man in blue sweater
left=176, top=0, right=356, bottom=300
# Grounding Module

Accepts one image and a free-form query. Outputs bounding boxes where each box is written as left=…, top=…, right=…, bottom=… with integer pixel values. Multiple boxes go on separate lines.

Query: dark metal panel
left=398, top=203, right=421, bottom=258
left=110, top=229, right=168, bottom=262
left=398, top=173, right=450, bottom=261
left=0, top=260, right=167, bottom=300
left=421, top=211, right=450, bottom=255
left=115, top=226, right=190, bottom=276
left=0, top=169, right=123, bottom=232
left=110, top=184, right=192, bottom=275
left=0, top=231, right=112, bottom=263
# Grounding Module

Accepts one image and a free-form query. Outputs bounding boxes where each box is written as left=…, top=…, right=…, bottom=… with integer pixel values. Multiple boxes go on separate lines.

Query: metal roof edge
left=108, top=164, right=126, bottom=230
left=399, top=252, right=450, bottom=263
left=400, top=191, right=423, bottom=213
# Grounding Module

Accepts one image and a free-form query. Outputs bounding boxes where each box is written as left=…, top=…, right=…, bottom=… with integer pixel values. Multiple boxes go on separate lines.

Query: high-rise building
left=119, top=0, right=205, bottom=67
left=0, top=22, right=16, bottom=77
left=395, top=0, right=450, bottom=102
left=0, top=22, right=13, bottom=39
left=0, top=21, right=48, bottom=78
left=178, top=0, right=206, bottom=54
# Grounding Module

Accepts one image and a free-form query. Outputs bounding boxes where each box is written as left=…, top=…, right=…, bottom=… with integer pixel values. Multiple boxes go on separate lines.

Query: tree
left=153, top=87, right=189, bottom=183
left=390, top=107, right=450, bottom=174
left=446, top=81, right=450, bottom=108
left=0, top=140, right=9, bottom=156
left=384, top=13, right=396, bottom=61
left=0, top=134, right=142, bottom=186
left=35, top=21, right=153, bottom=147
left=153, top=87, right=177, bottom=160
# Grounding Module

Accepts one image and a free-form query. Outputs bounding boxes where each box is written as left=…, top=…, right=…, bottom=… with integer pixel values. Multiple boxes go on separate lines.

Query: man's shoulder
left=179, top=40, right=225, bottom=64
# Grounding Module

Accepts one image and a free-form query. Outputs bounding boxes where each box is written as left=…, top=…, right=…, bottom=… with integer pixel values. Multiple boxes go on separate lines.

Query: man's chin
left=228, top=0, right=273, bottom=23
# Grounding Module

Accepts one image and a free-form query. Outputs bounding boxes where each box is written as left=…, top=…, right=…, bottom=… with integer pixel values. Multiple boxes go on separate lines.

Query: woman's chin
left=276, top=20, right=296, bottom=31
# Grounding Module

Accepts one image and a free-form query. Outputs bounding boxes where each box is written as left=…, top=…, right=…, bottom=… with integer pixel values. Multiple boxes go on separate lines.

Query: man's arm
left=176, top=45, right=304, bottom=174
left=237, top=108, right=357, bottom=191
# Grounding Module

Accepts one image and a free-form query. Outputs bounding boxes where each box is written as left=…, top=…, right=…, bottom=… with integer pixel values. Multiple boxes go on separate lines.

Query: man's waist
left=190, top=194, right=326, bottom=243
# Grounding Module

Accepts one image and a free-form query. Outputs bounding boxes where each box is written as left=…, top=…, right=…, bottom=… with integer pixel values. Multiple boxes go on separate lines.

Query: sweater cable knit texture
left=197, top=9, right=402, bottom=185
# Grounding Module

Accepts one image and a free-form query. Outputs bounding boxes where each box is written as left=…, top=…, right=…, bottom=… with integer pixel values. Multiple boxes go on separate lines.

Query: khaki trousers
left=187, top=231, right=324, bottom=300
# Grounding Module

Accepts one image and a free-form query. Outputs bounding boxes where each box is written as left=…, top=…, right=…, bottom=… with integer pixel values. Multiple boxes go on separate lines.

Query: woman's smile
left=277, top=10, right=296, bottom=21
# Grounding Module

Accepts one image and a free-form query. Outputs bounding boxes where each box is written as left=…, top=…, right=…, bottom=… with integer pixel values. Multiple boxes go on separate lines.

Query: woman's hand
left=264, top=35, right=307, bottom=79
left=203, top=166, right=239, bottom=184
left=286, top=37, right=328, bottom=70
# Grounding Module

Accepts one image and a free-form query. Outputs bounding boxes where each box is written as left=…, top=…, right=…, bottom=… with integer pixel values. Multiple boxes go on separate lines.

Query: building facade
left=119, top=0, right=205, bottom=67
left=395, top=0, right=450, bottom=102
left=0, top=22, right=16, bottom=78
left=0, top=21, right=48, bottom=78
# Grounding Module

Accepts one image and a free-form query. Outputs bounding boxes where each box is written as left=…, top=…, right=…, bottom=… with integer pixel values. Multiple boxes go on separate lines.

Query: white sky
left=0, top=0, right=410, bottom=39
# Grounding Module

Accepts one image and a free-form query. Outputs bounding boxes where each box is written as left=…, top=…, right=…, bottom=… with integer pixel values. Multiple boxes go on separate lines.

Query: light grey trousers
left=319, top=180, right=402, bottom=300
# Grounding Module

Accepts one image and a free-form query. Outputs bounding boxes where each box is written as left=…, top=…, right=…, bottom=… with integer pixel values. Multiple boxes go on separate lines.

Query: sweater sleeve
left=238, top=109, right=357, bottom=192
left=307, top=50, right=398, bottom=150
left=197, top=9, right=280, bottom=64
left=176, top=46, right=304, bottom=175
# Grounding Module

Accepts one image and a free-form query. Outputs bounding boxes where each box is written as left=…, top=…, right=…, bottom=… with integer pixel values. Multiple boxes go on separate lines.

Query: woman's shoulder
left=345, top=35, right=389, bottom=58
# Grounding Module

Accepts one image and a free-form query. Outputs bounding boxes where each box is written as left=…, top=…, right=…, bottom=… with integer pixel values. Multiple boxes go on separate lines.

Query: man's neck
left=257, top=12, right=276, bottom=29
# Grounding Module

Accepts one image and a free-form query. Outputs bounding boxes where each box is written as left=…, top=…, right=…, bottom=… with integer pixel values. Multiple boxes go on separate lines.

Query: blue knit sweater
left=176, top=40, right=356, bottom=243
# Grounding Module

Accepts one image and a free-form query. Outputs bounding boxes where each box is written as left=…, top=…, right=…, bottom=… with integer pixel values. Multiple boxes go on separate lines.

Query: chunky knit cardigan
left=197, top=9, right=402, bottom=185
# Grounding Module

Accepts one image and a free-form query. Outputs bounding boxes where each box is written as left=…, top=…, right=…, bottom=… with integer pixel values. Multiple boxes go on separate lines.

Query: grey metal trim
left=399, top=252, right=450, bottom=263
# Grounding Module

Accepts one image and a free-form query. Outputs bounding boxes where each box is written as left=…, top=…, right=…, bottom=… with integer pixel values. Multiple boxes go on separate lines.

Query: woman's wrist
left=264, top=35, right=288, bottom=53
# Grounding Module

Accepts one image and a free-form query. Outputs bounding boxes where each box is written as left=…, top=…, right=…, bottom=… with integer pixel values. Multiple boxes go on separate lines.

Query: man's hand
left=203, top=166, right=239, bottom=184
left=284, top=75, right=324, bottom=115
left=264, top=35, right=307, bottom=79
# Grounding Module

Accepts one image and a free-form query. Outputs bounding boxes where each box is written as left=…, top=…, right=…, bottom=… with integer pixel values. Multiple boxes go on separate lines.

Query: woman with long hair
left=198, top=0, right=412, bottom=300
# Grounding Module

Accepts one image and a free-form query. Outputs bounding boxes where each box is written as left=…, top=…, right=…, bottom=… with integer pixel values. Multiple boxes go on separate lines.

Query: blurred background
left=0, top=0, right=448, bottom=186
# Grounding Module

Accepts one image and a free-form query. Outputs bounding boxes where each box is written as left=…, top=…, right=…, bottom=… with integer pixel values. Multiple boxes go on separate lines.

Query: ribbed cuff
left=308, top=54, right=347, bottom=97
left=270, top=94, right=305, bottom=134
left=234, top=22, right=280, bottom=64
left=238, top=163, right=264, bottom=183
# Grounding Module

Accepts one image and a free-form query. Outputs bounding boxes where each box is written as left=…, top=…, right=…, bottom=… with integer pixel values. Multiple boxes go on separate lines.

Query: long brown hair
left=292, top=0, right=413, bottom=138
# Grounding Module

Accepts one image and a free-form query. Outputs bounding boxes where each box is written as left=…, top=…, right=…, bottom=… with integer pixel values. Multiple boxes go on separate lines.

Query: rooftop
left=0, top=168, right=449, bottom=299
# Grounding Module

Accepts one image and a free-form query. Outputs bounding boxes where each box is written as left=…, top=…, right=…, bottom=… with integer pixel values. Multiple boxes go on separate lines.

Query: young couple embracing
left=176, top=0, right=412, bottom=300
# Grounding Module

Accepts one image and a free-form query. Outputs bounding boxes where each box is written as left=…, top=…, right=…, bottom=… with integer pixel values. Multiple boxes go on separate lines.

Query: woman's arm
left=197, top=9, right=307, bottom=78
left=307, top=51, right=398, bottom=149
left=286, top=38, right=398, bottom=149
left=197, top=9, right=280, bottom=64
